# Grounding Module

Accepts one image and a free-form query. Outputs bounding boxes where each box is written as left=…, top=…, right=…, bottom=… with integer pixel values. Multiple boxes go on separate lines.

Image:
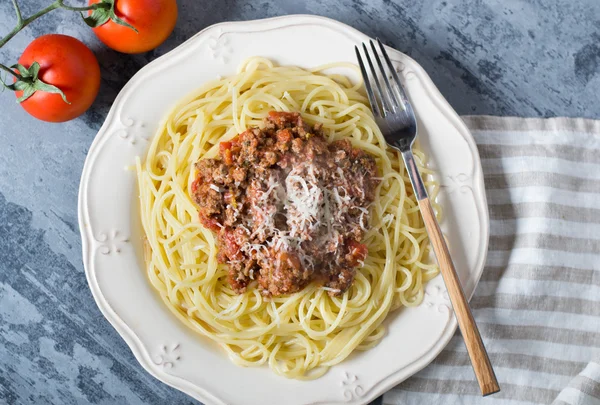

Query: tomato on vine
left=86, top=0, right=178, bottom=54
left=0, top=0, right=177, bottom=122
left=14, top=34, right=101, bottom=122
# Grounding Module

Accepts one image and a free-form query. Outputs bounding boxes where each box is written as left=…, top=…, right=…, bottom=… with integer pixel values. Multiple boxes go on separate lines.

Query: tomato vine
left=0, top=0, right=136, bottom=103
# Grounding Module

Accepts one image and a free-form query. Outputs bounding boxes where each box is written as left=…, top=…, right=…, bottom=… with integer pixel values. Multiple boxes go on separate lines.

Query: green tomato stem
left=0, top=63, right=20, bottom=79
left=0, top=1, right=103, bottom=49
left=0, top=2, right=60, bottom=49
left=11, top=0, right=23, bottom=25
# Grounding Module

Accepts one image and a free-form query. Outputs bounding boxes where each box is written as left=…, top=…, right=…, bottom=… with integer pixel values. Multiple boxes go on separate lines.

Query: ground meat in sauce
left=191, top=111, right=378, bottom=297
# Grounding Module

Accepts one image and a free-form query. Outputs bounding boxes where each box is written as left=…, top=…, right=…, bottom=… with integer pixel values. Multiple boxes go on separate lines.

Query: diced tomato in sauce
left=219, top=142, right=233, bottom=165
left=219, top=136, right=241, bottom=165
left=190, top=176, right=201, bottom=194
left=268, top=111, right=300, bottom=126
left=347, top=240, right=368, bottom=267
left=276, top=128, right=292, bottom=143
left=219, top=141, right=232, bottom=152
left=200, top=216, right=221, bottom=232
left=220, top=228, right=242, bottom=262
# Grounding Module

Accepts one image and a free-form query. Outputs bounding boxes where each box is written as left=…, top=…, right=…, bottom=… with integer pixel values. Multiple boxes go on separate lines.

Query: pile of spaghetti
left=136, top=57, right=440, bottom=379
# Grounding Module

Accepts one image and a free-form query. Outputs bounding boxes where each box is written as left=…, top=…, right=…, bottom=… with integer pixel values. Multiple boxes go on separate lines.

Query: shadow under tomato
left=80, top=47, right=149, bottom=131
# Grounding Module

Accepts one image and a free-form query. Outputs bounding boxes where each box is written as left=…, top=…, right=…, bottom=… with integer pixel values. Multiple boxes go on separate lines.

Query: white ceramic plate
left=78, top=15, right=489, bottom=405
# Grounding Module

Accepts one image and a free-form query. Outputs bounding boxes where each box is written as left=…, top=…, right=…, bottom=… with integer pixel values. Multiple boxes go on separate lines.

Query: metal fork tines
left=355, top=39, right=500, bottom=397
left=355, top=39, right=416, bottom=153
left=355, top=39, right=425, bottom=200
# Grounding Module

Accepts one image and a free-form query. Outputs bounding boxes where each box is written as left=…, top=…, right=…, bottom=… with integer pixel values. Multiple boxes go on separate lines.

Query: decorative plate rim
left=78, top=14, right=489, bottom=405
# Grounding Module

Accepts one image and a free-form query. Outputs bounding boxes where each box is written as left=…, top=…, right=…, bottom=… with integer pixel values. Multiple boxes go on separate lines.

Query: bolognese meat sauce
left=191, top=111, right=378, bottom=296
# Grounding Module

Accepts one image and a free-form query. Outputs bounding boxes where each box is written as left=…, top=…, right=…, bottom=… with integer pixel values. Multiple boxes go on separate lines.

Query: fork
left=356, top=39, right=500, bottom=397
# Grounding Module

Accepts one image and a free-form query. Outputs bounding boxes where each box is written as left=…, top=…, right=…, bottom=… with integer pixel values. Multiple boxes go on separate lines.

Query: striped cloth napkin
left=384, top=116, right=600, bottom=405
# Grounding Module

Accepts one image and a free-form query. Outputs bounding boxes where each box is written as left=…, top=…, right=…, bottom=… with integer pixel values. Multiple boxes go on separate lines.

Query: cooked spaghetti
left=136, top=57, right=440, bottom=379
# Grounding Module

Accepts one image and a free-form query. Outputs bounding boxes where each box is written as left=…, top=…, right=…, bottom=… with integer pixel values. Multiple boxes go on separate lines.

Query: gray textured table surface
left=1, top=1, right=599, bottom=404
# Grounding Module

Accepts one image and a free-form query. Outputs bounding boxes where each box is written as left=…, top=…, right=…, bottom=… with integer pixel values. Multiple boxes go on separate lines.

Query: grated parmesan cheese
left=382, top=213, right=395, bottom=227
left=320, top=286, right=341, bottom=293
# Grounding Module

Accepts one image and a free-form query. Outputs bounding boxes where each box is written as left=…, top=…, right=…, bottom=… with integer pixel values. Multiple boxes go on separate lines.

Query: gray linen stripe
left=567, top=376, right=600, bottom=400
left=398, top=377, right=560, bottom=403
left=489, top=234, right=600, bottom=254
left=477, top=323, right=600, bottom=346
left=471, top=295, right=600, bottom=318
left=462, top=115, right=600, bottom=134
left=488, top=202, right=600, bottom=223
left=480, top=265, right=600, bottom=286
left=478, top=144, right=600, bottom=163
left=433, top=351, right=585, bottom=375
left=485, top=172, right=600, bottom=192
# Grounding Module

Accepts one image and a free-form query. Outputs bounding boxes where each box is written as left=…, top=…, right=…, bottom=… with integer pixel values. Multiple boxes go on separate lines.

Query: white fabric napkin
left=384, top=116, right=600, bottom=405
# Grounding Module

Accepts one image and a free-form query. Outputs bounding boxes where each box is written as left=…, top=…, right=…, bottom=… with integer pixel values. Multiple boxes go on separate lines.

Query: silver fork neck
left=401, top=150, right=429, bottom=201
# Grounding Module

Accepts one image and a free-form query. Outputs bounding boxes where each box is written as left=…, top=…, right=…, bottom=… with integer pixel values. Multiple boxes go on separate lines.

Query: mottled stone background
left=0, top=1, right=598, bottom=404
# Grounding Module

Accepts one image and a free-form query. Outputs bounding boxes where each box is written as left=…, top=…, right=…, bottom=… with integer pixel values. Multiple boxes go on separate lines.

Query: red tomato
left=190, top=176, right=201, bottom=194
left=16, top=34, right=101, bottom=123
left=348, top=240, right=368, bottom=267
left=219, top=141, right=233, bottom=164
left=219, top=141, right=233, bottom=153
left=89, top=0, right=177, bottom=54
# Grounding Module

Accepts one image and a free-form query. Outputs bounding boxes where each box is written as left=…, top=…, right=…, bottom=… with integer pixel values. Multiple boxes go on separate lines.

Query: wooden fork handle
left=418, top=197, right=500, bottom=396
